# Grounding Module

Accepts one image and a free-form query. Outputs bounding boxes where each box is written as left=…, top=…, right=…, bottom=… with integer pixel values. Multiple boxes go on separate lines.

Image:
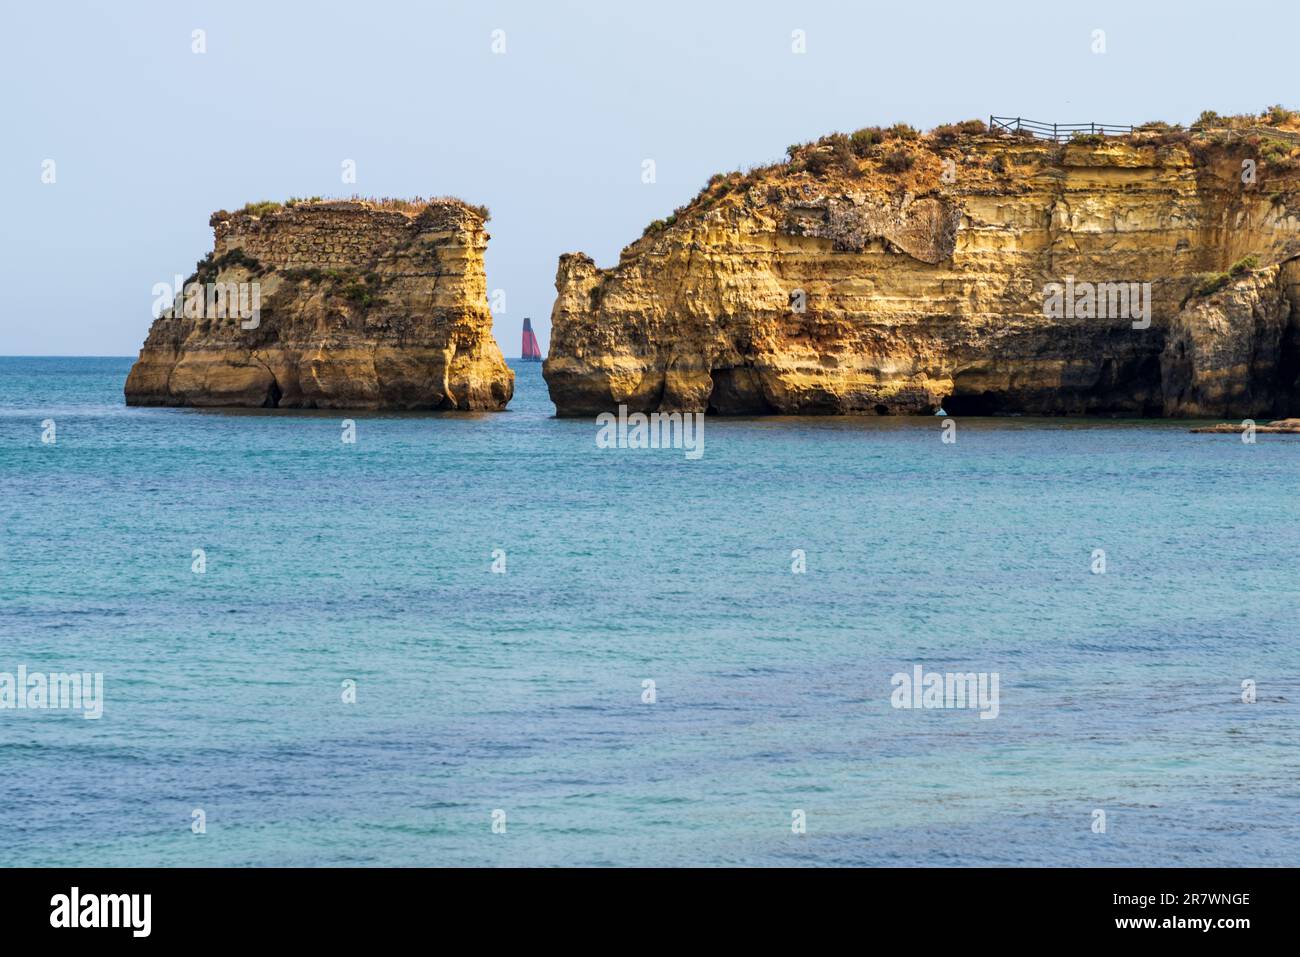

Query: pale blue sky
left=1, top=0, right=1294, bottom=355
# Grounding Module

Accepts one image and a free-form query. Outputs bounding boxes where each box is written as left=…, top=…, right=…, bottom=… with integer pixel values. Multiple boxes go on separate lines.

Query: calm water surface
left=1, top=357, right=1297, bottom=866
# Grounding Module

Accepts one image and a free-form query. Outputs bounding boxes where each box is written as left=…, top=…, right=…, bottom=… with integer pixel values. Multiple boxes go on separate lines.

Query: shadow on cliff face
left=942, top=354, right=1166, bottom=416
left=939, top=390, right=1000, bottom=416
left=706, top=367, right=777, bottom=415
left=1272, top=322, right=1300, bottom=415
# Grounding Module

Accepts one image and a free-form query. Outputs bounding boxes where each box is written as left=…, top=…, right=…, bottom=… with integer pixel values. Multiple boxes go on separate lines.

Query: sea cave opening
left=263, top=379, right=282, bottom=409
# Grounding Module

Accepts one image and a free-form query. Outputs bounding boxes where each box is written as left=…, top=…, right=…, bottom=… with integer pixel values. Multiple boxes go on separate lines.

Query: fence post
left=1053, top=123, right=1057, bottom=141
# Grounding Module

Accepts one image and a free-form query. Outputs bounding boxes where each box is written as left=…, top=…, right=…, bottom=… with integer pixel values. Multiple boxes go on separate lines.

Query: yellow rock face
left=125, top=200, right=513, bottom=410
left=545, top=130, right=1300, bottom=417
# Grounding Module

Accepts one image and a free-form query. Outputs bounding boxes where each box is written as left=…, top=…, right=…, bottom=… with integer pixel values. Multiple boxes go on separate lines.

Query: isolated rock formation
left=126, top=199, right=513, bottom=410
left=1192, top=418, right=1300, bottom=433
left=545, top=120, right=1300, bottom=417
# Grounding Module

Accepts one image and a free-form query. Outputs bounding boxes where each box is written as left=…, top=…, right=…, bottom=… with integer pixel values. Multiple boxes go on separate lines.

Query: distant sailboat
left=521, top=317, right=543, bottom=361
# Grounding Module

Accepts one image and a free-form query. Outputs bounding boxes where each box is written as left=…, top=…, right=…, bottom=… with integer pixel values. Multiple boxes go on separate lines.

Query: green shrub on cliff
left=1136, top=121, right=1193, bottom=146
left=1146, top=127, right=1193, bottom=147
left=190, top=252, right=215, bottom=286
left=187, top=247, right=265, bottom=282
left=1201, top=110, right=1253, bottom=130
left=930, top=120, right=987, bottom=145
left=787, top=124, right=918, bottom=167
left=215, top=247, right=262, bottom=272
left=800, top=147, right=863, bottom=178
left=338, top=274, right=382, bottom=304
left=341, top=282, right=376, bottom=306
left=282, top=266, right=352, bottom=284
left=880, top=149, right=915, bottom=173
left=1265, top=104, right=1297, bottom=126
left=1195, top=255, right=1265, bottom=297
left=240, top=201, right=282, bottom=217
left=1229, top=255, right=1258, bottom=276
left=1259, top=138, right=1298, bottom=167
left=802, top=150, right=831, bottom=174
left=850, top=127, right=884, bottom=155
left=412, top=195, right=491, bottom=221
left=1194, top=272, right=1232, bottom=297
left=931, top=124, right=963, bottom=145
left=1191, top=107, right=1296, bottom=132
left=641, top=212, right=679, bottom=237
left=801, top=134, right=858, bottom=176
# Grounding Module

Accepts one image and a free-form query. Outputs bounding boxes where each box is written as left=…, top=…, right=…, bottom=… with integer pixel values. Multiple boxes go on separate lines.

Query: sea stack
left=544, top=114, right=1300, bottom=417
left=125, top=198, right=514, bottom=410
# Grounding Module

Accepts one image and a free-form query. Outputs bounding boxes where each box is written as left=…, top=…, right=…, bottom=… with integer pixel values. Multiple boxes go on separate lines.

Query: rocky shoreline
left=1191, top=417, right=1300, bottom=433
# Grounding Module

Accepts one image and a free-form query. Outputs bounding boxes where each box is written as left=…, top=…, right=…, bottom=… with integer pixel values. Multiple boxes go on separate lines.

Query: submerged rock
left=1191, top=417, right=1300, bottom=433
left=125, top=198, right=513, bottom=410
left=545, top=121, right=1300, bottom=417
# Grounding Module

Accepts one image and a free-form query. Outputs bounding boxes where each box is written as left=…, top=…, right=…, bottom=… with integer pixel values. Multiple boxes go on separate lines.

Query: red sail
left=521, top=318, right=543, bottom=361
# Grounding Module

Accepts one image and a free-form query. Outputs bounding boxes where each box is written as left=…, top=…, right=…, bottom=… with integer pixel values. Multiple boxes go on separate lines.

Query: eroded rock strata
left=126, top=199, right=513, bottom=410
left=545, top=120, right=1300, bottom=417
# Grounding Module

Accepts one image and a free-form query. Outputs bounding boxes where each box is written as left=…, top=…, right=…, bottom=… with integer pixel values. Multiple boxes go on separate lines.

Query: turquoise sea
left=1, top=356, right=1297, bottom=866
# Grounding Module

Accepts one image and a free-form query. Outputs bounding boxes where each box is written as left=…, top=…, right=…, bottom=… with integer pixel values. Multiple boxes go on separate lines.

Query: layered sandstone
left=126, top=199, right=513, bottom=410
left=545, top=121, right=1300, bottom=417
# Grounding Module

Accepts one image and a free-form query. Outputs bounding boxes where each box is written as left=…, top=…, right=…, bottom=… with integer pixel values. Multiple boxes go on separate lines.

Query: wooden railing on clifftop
left=989, top=116, right=1133, bottom=141
left=990, top=116, right=1300, bottom=145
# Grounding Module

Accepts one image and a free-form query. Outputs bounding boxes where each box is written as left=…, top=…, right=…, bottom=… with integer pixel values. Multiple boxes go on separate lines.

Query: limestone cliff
left=545, top=118, right=1300, bottom=417
left=126, top=198, right=513, bottom=410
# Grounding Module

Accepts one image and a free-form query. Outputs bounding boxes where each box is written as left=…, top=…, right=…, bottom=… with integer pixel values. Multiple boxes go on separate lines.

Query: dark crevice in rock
left=263, top=378, right=282, bottom=409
